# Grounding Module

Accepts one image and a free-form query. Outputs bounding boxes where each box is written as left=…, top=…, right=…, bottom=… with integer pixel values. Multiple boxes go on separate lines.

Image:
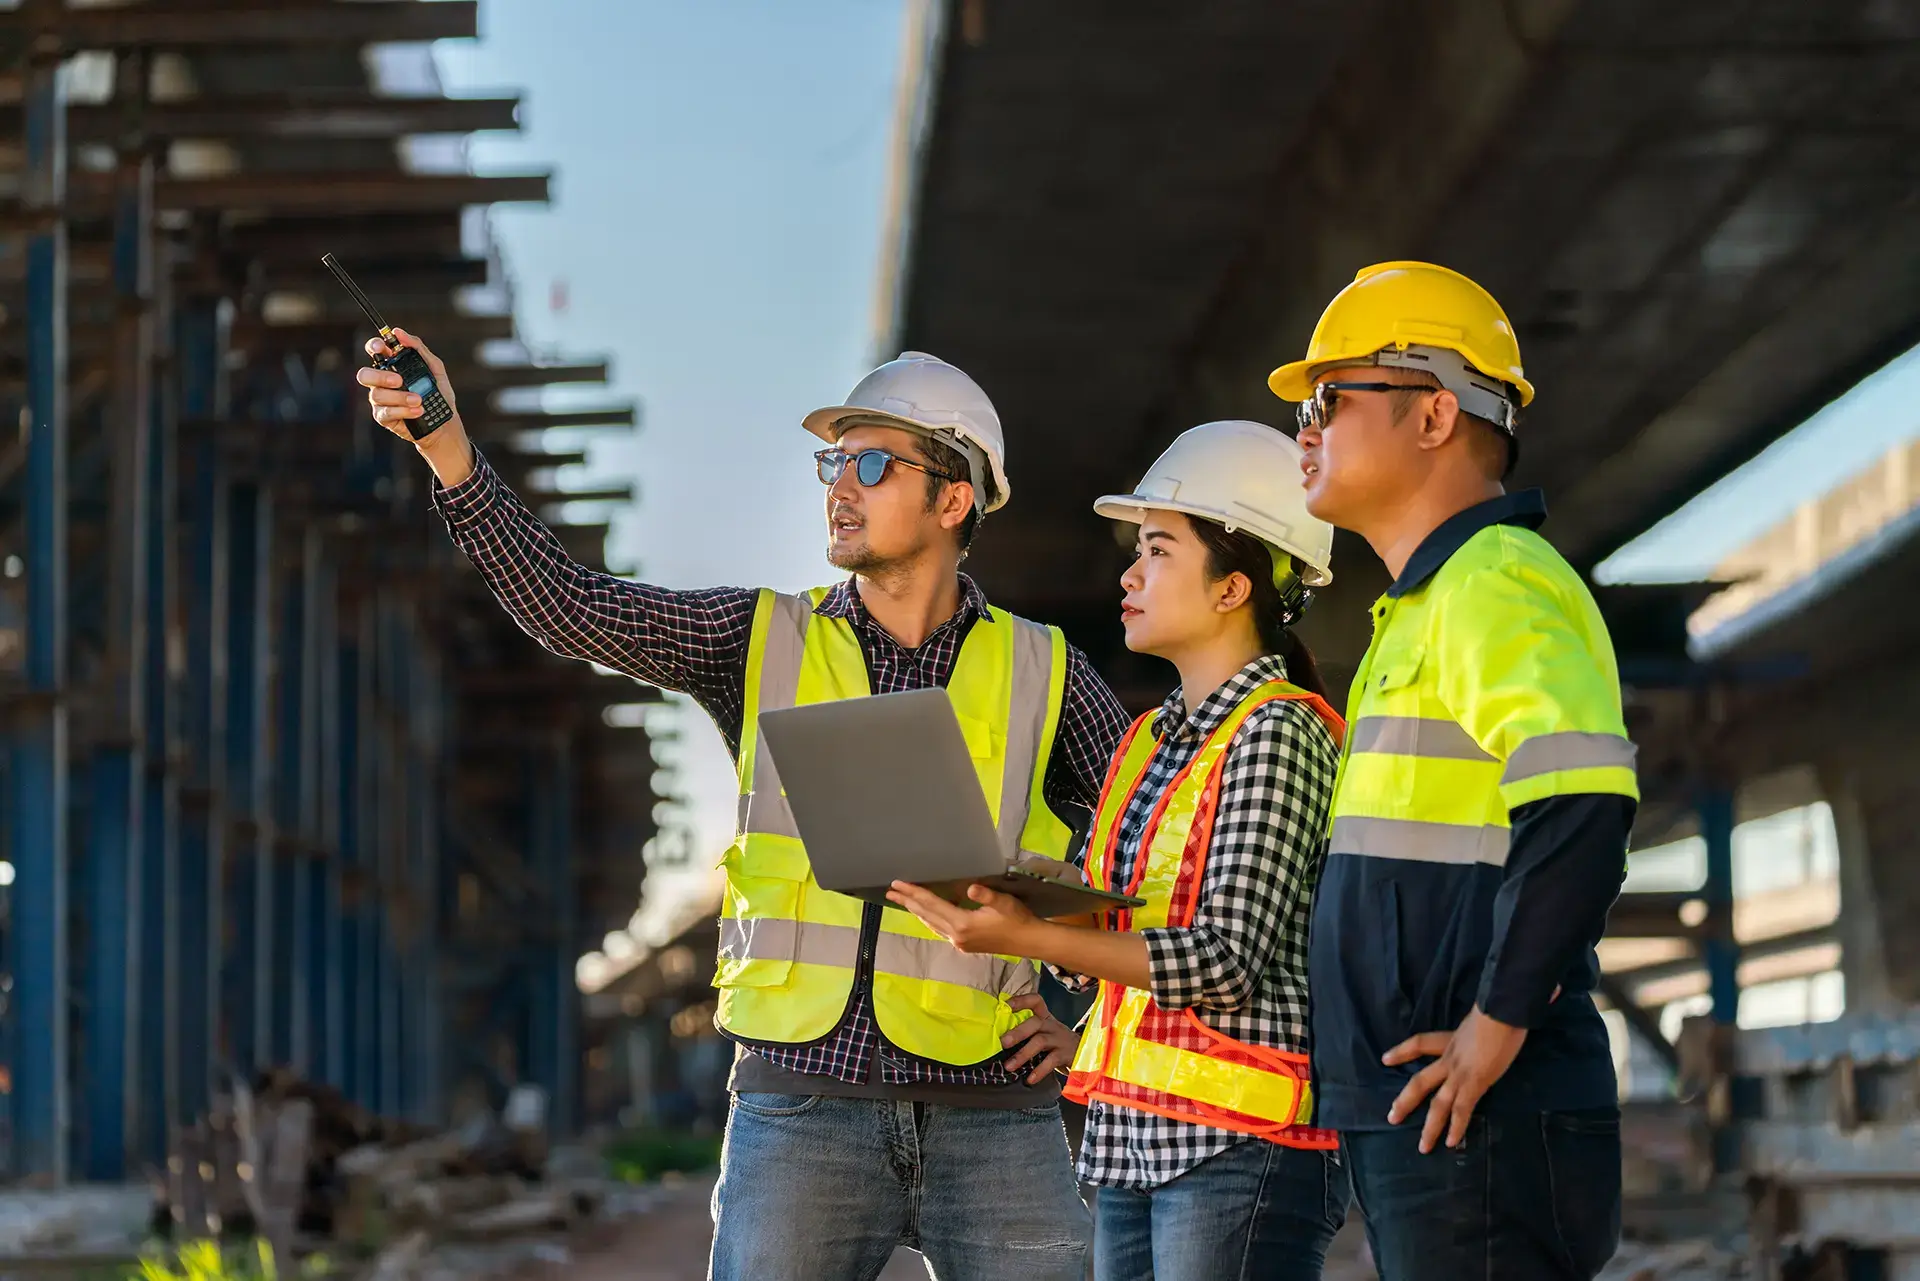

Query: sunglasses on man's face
left=815, top=446, right=957, bottom=489
left=1296, top=381, right=1441, bottom=434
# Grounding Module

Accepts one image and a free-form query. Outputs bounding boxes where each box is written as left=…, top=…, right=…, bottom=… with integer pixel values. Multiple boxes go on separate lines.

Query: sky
left=427, top=0, right=1920, bottom=953
left=433, top=0, right=911, bottom=946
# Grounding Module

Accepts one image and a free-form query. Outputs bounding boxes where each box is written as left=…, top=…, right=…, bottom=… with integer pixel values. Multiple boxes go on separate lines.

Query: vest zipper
left=855, top=901, right=880, bottom=992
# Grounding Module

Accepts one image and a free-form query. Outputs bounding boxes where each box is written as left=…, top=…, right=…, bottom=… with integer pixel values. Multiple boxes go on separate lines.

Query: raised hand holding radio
left=356, top=327, right=475, bottom=488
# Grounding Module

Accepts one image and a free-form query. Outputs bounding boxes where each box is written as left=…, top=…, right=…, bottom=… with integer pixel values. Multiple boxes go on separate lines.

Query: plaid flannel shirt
left=435, top=449, right=1130, bottom=1090
left=1060, top=655, right=1339, bottom=1190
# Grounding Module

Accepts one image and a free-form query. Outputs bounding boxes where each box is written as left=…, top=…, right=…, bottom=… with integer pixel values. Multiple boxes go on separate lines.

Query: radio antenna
left=320, top=253, right=393, bottom=339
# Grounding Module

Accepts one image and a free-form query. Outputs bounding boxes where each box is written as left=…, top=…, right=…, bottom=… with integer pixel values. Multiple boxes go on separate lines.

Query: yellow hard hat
left=1267, top=261, right=1535, bottom=414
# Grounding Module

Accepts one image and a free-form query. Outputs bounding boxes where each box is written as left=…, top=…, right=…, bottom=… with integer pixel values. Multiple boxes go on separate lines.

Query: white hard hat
left=802, top=351, right=1010, bottom=513
left=1094, top=420, right=1335, bottom=588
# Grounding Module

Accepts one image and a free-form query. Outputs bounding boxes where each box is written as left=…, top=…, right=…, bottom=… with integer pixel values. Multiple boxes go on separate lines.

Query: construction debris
left=149, top=1068, right=622, bottom=1280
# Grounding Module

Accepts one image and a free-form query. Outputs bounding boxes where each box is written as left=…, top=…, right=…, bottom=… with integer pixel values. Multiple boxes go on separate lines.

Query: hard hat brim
left=1266, top=359, right=1318, bottom=403
left=801, top=405, right=1011, bottom=512
left=1093, top=492, right=1332, bottom=588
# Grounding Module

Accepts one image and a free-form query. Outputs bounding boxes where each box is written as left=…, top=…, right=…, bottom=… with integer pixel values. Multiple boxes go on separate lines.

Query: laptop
left=756, top=687, right=1145, bottom=919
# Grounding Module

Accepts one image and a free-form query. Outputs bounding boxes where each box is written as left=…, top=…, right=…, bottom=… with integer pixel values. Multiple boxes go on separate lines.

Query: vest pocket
left=953, top=708, right=1007, bottom=765
left=714, top=839, right=808, bottom=988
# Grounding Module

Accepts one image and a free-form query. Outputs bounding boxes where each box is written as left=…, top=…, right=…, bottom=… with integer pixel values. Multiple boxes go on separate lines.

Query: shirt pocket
left=1351, top=644, right=1427, bottom=811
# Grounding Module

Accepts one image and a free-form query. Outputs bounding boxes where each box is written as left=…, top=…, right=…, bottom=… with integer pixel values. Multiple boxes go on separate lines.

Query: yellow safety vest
left=1330, top=523, right=1639, bottom=866
left=1065, top=680, right=1340, bottom=1148
left=713, top=586, right=1073, bottom=1066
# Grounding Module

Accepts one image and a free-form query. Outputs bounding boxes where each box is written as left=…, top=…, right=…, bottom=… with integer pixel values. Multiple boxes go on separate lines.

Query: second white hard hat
left=802, top=352, right=1010, bottom=514
left=1094, top=420, right=1335, bottom=587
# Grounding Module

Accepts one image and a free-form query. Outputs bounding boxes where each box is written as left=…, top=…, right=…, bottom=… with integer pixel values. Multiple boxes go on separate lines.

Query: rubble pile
left=150, top=1067, right=642, bottom=1279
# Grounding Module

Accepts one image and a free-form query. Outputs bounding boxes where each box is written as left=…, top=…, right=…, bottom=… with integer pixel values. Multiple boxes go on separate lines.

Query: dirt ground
left=517, top=1173, right=1380, bottom=1281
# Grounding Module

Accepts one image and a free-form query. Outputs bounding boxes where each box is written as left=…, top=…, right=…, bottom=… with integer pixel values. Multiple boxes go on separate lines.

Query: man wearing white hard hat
left=894, top=421, right=1352, bottom=1281
left=359, top=338, right=1126, bottom=1281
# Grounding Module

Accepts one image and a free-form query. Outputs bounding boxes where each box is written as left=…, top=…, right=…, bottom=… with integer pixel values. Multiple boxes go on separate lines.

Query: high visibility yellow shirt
left=1311, top=490, right=1638, bottom=1129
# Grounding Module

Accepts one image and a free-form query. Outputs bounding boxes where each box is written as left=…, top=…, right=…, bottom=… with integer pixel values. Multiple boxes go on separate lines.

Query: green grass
left=129, top=1240, right=332, bottom=1281
left=602, top=1128, right=722, bottom=1185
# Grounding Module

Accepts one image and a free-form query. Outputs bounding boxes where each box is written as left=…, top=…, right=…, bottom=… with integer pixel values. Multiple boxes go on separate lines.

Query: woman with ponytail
left=890, top=421, right=1349, bottom=1281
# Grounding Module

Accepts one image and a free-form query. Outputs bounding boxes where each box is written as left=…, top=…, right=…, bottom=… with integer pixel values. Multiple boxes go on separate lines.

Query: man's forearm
left=417, top=420, right=476, bottom=489
left=1477, top=793, right=1635, bottom=1027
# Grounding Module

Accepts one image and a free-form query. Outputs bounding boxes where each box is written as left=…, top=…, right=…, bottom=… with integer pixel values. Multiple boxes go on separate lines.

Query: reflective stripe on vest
left=1064, top=681, right=1342, bottom=1147
left=714, top=587, right=1069, bottom=1064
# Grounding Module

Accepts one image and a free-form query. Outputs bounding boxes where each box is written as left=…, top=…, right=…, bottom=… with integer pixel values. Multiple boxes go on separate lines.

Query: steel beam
left=221, top=215, right=468, bottom=267
left=82, top=127, right=153, bottom=1182
left=482, top=407, right=638, bottom=432
left=287, top=530, right=325, bottom=1074
left=38, top=94, right=521, bottom=144
left=530, top=486, right=635, bottom=507
left=464, top=363, right=610, bottom=392
left=176, top=256, right=490, bottom=300
left=312, top=545, right=343, bottom=1090
left=6, top=42, right=70, bottom=1184
left=176, top=298, right=232, bottom=1123
left=376, top=596, right=403, bottom=1119
left=231, top=313, right=516, bottom=353
left=527, top=732, right=579, bottom=1135
left=336, top=621, right=369, bottom=1104
left=225, top=481, right=273, bottom=1074
left=267, top=540, right=306, bottom=1070
left=4, top=2, right=480, bottom=47
left=151, top=172, right=548, bottom=215
left=139, top=227, right=180, bottom=1166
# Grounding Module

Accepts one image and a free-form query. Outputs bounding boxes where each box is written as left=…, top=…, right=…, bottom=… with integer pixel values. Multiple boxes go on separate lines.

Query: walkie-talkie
left=322, top=252, right=455, bottom=441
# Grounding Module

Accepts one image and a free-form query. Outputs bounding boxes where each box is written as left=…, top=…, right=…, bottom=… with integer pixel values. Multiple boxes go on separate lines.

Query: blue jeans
left=1344, top=1108, right=1622, bottom=1280
left=710, top=1093, right=1091, bottom=1281
left=1092, top=1141, right=1348, bottom=1281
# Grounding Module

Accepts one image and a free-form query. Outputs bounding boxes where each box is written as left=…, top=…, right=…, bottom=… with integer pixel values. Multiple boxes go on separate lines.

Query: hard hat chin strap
left=1229, top=536, right=1313, bottom=626
left=1272, top=559, right=1313, bottom=627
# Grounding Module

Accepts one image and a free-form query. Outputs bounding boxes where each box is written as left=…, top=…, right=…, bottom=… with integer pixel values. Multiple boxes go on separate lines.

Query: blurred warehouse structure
left=0, top=0, right=658, bottom=1184
left=878, top=0, right=1920, bottom=1268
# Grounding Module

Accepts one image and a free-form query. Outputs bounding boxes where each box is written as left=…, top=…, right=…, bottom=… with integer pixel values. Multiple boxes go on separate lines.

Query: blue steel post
left=141, top=204, right=181, bottom=1164
left=307, top=552, right=339, bottom=1083
left=376, top=596, right=402, bottom=1118
left=336, top=623, right=366, bottom=1102
left=8, top=41, right=71, bottom=1183
left=414, top=640, right=444, bottom=1123
left=268, top=537, right=306, bottom=1067
left=351, top=604, right=381, bottom=1108
left=1700, top=787, right=1739, bottom=1025
left=177, top=298, right=232, bottom=1120
left=318, top=584, right=347, bottom=1089
left=528, top=732, right=579, bottom=1135
left=287, top=529, right=323, bottom=1073
left=225, top=481, right=272, bottom=1073
left=84, top=109, right=155, bottom=1180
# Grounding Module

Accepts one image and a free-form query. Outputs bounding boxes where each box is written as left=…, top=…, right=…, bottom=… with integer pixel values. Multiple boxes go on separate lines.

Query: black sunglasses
left=1296, top=381, right=1440, bottom=433
left=815, top=446, right=957, bottom=489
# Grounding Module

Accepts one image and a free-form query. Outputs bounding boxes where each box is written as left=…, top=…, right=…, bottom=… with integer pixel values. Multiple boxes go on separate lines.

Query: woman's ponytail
left=1187, top=516, right=1330, bottom=702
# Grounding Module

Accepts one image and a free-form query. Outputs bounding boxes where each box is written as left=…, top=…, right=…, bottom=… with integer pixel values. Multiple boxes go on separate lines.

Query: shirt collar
left=812, top=573, right=995, bottom=630
left=1154, top=653, right=1291, bottom=743
left=1387, top=489, right=1548, bottom=598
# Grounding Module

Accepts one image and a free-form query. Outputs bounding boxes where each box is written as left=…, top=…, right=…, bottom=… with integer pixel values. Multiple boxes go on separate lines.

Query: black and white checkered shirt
left=435, top=449, right=1130, bottom=1091
left=1061, top=655, right=1340, bottom=1190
